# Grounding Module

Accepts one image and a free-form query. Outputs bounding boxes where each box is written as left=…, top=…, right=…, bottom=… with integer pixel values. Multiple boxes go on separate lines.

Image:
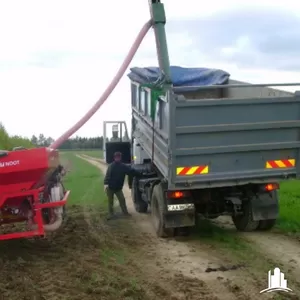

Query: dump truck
left=124, top=65, right=300, bottom=237
left=102, top=0, right=300, bottom=237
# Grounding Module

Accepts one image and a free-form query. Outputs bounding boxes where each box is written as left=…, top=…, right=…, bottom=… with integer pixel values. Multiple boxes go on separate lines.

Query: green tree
left=0, top=123, right=11, bottom=149
left=31, top=135, right=38, bottom=145
left=0, top=123, right=33, bottom=150
left=38, top=134, right=46, bottom=146
left=0, top=122, right=106, bottom=151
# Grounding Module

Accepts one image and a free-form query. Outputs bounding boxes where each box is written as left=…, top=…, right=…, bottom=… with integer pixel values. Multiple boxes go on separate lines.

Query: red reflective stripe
left=193, top=166, right=206, bottom=174
left=268, top=161, right=279, bottom=168
left=178, top=167, right=190, bottom=175
left=282, top=160, right=293, bottom=167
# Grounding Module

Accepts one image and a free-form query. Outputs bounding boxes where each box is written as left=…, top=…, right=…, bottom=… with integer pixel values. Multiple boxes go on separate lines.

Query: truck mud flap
left=251, top=191, right=279, bottom=221
left=164, top=212, right=195, bottom=228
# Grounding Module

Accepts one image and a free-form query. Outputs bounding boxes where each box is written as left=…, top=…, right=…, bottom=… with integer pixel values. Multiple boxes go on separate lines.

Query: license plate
left=167, top=204, right=194, bottom=211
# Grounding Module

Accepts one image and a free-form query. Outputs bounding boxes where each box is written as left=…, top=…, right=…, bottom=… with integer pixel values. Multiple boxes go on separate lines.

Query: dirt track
left=0, top=154, right=299, bottom=300
left=78, top=154, right=300, bottom=299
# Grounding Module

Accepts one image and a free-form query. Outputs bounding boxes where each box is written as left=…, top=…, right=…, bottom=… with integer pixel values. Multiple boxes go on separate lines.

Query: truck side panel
left=181, top=79, right=294, bottom=100
left=169, top=92, right=300, bottom=189
left=132, top=107, right=169, bottom=178
left=227, top=80, right=294, bottom=98
left=131, top=82, right=173, bottom=179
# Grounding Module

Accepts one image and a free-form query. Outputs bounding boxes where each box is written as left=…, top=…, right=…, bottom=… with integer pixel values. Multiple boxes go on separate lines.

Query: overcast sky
left=0, top=0, right=300, bottom=140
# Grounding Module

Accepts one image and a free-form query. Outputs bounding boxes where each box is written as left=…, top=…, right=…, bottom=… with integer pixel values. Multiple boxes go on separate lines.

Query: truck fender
left=152, top=183, right=165, bottom=212
left=151, top=183, right=175, bottom=237
left=157, top=183, right=195, bottom=229
left=251, top=190, right=279, bottom=221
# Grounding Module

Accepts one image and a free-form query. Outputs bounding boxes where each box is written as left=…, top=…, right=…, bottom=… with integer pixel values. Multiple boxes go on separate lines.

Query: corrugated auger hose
left=50, top=20, right=152, bottom=150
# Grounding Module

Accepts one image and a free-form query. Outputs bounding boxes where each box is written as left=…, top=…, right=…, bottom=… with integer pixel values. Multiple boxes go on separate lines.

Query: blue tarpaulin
left=127, top=66, right=230, bottom=92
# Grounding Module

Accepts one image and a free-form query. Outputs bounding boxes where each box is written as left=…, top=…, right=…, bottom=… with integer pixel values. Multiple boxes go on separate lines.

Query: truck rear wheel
left=176, top=226, right=192, bottom=236
left=131, top=177, right=148, bottom=213
left=257, top=219, right=276, bottom=231
left=232, top=200, right=259, bottom=232
left=151, top=184, right=174, bottom=238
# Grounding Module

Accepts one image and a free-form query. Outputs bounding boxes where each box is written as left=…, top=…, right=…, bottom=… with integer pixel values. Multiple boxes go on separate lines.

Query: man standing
left=104, top=151, right=141, bottom=220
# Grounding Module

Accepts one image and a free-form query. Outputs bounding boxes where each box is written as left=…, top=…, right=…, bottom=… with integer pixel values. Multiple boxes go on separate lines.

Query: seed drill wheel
left=151, top=184, right=174, bottom=238
left=60, top=182, right=68, bottom=222
left=42, top=183, right=67, bottom=224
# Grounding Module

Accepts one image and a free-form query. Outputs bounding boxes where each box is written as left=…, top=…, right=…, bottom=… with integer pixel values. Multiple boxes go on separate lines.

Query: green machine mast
left=148, top=0, right=172, bottom=88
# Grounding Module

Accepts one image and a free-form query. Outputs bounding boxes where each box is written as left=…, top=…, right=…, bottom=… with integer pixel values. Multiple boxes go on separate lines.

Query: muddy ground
left=1, top=154, right=300, bottom=300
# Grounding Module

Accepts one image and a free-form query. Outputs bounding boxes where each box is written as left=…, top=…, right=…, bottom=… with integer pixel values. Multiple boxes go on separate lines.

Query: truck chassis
left=129, top=170, right=279, bottom=237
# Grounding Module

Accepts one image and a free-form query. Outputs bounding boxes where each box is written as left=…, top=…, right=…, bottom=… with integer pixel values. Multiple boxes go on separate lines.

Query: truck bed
left=132, top=80, right=300, bottom=190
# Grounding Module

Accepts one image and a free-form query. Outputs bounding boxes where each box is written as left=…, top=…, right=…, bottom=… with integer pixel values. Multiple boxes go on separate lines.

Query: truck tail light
left=264, top=183, right=279, bottom=192
left=166, top=190, right=191, bottom=199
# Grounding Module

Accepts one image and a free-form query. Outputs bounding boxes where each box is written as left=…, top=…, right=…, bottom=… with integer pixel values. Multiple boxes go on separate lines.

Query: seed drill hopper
left=0, top=147, right=69, bottom=241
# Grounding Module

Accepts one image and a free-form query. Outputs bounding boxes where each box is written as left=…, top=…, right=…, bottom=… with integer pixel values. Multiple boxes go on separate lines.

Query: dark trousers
left=106, top=188, right=128, bottom=215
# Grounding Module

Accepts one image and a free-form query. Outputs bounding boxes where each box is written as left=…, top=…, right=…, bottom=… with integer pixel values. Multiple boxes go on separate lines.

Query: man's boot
left=107, top=213, right=116, bottom=220
left=123, top=212, right=132, bottom=217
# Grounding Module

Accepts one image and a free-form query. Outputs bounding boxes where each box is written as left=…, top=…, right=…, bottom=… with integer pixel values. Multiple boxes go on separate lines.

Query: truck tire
left=176, top=226, right=192, bottom=236
left=232, top=200, right=259, bottom=232
left=257, top=219, right=276, bottom=231
left=151, top=184, right=174, bottom=238
left=131, top=177, right=148, bottom=213
left=127, top=175, right=133, bottom=189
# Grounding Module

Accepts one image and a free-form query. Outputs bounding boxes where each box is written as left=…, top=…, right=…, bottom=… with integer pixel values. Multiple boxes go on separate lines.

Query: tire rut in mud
left=0, top=154, right=216, bottom=300
left=215, top=216, right=300, bottom=297
left=0, top=205, right=209, bottom=300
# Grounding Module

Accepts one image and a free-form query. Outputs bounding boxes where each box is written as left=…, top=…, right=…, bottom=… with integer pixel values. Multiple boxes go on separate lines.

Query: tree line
left=0, top=123, right=33, bottom=150
left=0, top=123, right=128, bottom=150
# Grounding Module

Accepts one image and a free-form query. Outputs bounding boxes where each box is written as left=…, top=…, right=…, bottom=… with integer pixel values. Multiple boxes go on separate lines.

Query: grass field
left=278, top=180, right=300, bottom=233
left=59, top=152, right=154, bottom=299
left=61, top=149, right=103, bottom=158
left=62, top=153, right=105, bottom=206
left=80, top=150, right=103, bottom=158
